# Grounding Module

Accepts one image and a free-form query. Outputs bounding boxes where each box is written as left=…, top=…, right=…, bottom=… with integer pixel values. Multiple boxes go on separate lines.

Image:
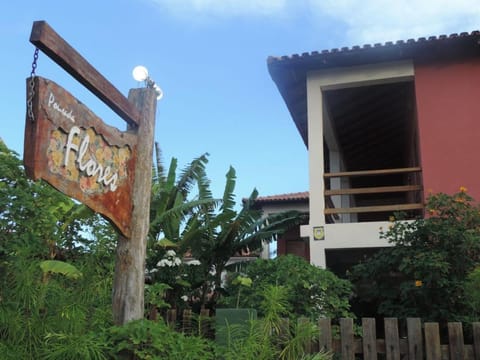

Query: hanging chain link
left=27, top=48, right=39, bottom=122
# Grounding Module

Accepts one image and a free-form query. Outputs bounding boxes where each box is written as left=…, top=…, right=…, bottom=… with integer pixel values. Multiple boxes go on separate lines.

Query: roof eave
left=267, top=31, right=480, bottom=148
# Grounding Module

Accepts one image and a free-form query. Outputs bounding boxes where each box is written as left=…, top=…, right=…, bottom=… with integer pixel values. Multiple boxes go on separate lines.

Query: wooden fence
left=164, top=310, right=480, bottom=359
left=318, top=317, right=480, bottom=360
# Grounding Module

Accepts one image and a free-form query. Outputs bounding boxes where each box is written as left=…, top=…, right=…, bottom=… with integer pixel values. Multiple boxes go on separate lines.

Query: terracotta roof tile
left=253, top=191, right=309, bottom=203
left=267, top=30, right=480, bottom=65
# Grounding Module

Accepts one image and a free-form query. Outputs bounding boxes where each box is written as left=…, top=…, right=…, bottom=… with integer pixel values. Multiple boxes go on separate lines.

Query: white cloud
left=309, top=0, right=480, bottom=45
left=148, top=0, right=480, bottom=44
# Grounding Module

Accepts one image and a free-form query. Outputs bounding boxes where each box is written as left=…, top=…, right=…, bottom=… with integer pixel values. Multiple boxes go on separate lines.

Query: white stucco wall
left=301, top=221, right=394, bottom=267
left=304, top=61, right=414, bottom=268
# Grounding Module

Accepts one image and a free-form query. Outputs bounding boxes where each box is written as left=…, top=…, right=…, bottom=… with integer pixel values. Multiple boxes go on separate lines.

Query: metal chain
left=30, top=48, right=38, bottom=77
left=27, top=48, right=39, bottom=122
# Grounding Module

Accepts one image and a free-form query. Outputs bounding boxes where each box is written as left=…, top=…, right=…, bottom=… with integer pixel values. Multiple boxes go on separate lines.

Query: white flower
left=187, top=260, right=201, bottom=266
left=181, top=295, right=188, bottom=302
left=157, top=259, right=173, bottom=267
left=174, top=257, right=182, bottom=266
left=166, top=250, right=176, bottom=257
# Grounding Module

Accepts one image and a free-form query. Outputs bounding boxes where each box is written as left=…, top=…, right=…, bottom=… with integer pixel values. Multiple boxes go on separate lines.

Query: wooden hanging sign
left=24, top=76, right=137, bottom=237
left=25, top=20, right=158, bottom=325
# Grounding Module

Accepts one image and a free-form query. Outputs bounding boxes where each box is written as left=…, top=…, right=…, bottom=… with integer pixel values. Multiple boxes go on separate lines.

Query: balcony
left=324, top=166, right=423, bottom=223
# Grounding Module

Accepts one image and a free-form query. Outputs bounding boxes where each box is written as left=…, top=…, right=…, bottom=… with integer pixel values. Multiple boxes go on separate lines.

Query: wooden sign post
left=112, top=88, right=156, bottom=324
left=25, top=21, right=156, bottom=325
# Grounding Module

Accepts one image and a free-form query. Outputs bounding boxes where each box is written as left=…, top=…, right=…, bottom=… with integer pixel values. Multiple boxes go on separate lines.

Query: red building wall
left=414, top=58, right=480, bottom=202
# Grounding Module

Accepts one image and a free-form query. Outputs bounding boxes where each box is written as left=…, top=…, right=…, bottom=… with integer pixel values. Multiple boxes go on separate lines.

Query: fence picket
left=298, top=317, right=312, bottom=354
left=199, top=308, right=210, bottom=337
left=425, top=322, right=441, bottom=360
left=362, top=318, right=377, bottom=360
left=166, top=308, right=177, bottom=328
left=473, top=322, right=480, bottom=359
left=182, top=309, right=192, bottom=334
left=448, top=322, right=465, bottom=360
left=318, top=318, right=332, bottom=353
left=384, top=318, right=400, bottom=360
left=407, top=318, right=423, bottom=360
left=340, top=318, right=355, bottom=360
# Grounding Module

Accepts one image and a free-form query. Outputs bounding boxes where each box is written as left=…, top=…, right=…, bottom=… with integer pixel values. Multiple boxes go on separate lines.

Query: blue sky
left=1, top=0, right=479, bottom=202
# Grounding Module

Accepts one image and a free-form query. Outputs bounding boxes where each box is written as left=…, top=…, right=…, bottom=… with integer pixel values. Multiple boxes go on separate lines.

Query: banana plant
left=183, top=166, right=308, bottom=307
left=148, top=143, right=218, bottom=247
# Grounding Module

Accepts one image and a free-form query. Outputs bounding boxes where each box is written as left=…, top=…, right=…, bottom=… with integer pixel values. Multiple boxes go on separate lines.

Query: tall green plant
left=147, top=145, right=219, bottom=310
left=0, top=254, right=113, bottom=358
left=107, top=319, right=215, bottom=359
left=217, top=285, right=331, bottom=360
left=0, top=140, right=116, bottom=358
left=148, top=144, right=216, bottom=247
left=184, top=167, right=308, bottom=308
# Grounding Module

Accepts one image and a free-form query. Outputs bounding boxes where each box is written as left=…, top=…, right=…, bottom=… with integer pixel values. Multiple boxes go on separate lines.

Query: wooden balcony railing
left=324, top=167, right=423, bottom=217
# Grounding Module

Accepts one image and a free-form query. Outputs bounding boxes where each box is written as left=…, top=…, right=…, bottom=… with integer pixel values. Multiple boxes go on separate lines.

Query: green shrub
left=107, top=319, right=215, bottom=359
left=40, top=332, right=108, bottom=360
left=217, top=285, right=332, bottom=360
left=350, top=189, right=480, bottom=321
left=221, top=255, right=353, bottom=319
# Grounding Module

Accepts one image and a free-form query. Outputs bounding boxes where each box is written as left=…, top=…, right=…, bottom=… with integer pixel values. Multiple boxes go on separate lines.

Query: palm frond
left=165, top=157, right=178, bottom=190
left=176, top=153, right=209, bottom=198
left=196, top=164, right=213, bottom=203
left=221, top=166, right=237, bottom=213
left=180, top=215, right=203, bottom=248
left=156, top=238, right=178, bottom=248
left=39, top=260, right=83, bottom=279
left=59, top=204, right=94, bottom=232
left=152, top=198, right=219, bottom=225
left=154, top=141, right=165, bottom=183
left=235, top=210, right=308, bottom=252
left=242, top=188, right=259, bottom=207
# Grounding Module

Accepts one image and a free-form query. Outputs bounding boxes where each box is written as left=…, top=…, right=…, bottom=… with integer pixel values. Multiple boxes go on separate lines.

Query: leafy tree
left=349, top=189, right=480, bottom=321
left=221, top=254, right=353, bottom=320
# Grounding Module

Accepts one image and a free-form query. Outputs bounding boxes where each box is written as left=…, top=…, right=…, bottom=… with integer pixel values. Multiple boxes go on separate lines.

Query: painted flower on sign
left=47, top=126, right=131, bottom=194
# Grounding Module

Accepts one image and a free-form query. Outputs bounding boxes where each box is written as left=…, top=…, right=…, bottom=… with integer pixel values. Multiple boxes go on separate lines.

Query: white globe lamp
left=132, top=65, right=149, bottom=82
